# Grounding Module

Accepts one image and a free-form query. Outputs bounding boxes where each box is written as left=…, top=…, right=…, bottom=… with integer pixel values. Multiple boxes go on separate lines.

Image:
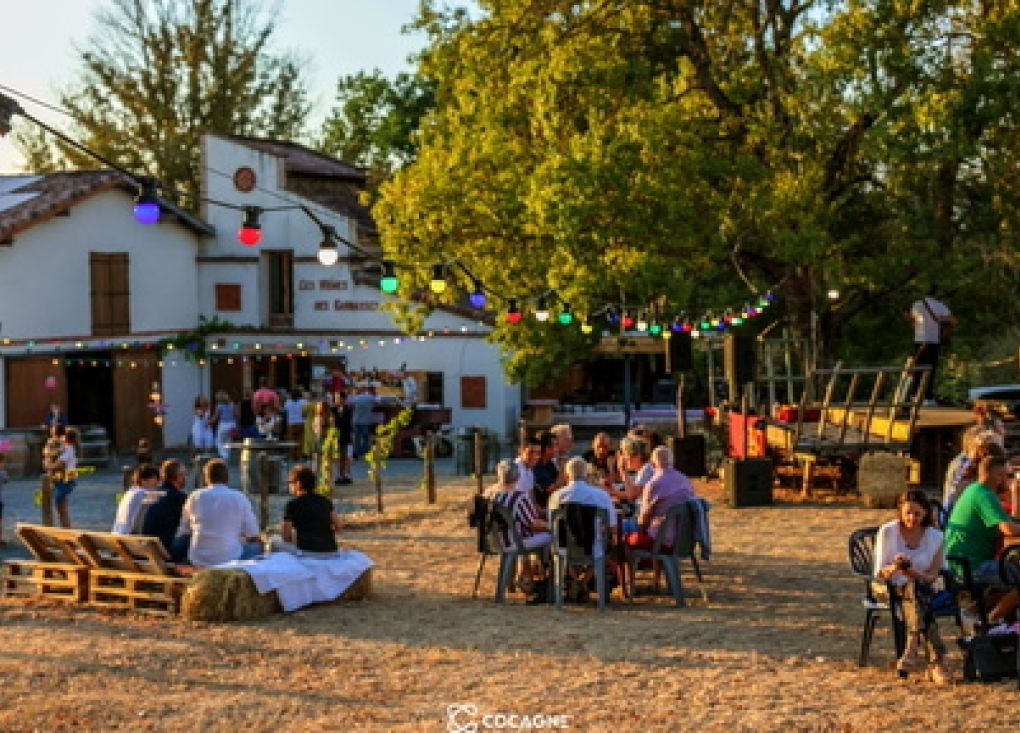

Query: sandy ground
left=2, top=475, right=1019, bottom=733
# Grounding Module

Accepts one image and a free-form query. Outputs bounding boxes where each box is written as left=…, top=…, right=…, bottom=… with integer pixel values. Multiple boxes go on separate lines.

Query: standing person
left=42, top=402, right=67, bottom=430
left=0, top=453, right=8, bottom=545
left=873, top=490, right=952, bottom=684
left=212, top=390, right=236, bottom=461
left=349, top=387, right=378, bottom=460
left=236, top=391, right=259, bottom=439
left=283, top=388, right=307, bottom=460
left=907, top=285, right=955, bottom=405
left=141, top=460, right=189, bottom=559
left=332, top=392, right=354, bottom=486
left=43, top=425, right=79, bottom=528
left=191, top=396, right=215, bottom=453
left=269, top=465, right=341, bottom=555
left=252, top=377, right=280, bottom=414
left=176, top=459, right=261, bottom=568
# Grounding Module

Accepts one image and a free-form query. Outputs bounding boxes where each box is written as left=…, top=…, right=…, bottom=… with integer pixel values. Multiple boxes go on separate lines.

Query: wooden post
left=518, top=418, right=528, bottom=452
left=257, top=452, right=270, bottom=532
left=40, top=474, right=53, bottom=526
left=473, top=426, right=484, bottom=494
left=424, top=431, right=437, bottom=504
left=373, top=438, right=385, bottom=513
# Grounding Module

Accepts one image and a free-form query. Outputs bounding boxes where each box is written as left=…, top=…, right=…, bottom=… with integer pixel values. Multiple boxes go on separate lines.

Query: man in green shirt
left=945, top=456, right=1020, bottom=623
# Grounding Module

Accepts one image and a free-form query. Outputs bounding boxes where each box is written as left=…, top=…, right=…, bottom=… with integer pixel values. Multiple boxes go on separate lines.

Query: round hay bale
left=180, top=568, right=280, bottom=622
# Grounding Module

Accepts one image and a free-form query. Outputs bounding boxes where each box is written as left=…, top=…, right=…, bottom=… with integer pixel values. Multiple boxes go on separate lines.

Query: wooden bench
left=1, top=524, right=91, bottom=602
left=2, top=524, right=190, bottom=616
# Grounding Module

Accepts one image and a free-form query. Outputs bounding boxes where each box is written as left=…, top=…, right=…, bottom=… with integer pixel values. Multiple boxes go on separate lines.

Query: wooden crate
left=1, top=560, right=89, bottom=602
left=88, top=569, right=190, bottom=616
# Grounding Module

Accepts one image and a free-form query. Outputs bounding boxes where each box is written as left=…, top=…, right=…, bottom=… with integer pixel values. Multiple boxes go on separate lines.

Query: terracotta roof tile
left=0, top=170, right=123, bottom=242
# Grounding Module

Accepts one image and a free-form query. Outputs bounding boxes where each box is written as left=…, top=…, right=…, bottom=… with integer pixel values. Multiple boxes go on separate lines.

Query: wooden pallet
left=1, top=560, right=89, bottom=602
left=88, top=569, right=190, bottom=616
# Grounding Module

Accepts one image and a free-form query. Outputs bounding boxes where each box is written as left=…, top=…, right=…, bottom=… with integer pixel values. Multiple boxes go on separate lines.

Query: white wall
left=160, top=360, right=205, bottom=449
left=0, top=188, right=201, bottom=340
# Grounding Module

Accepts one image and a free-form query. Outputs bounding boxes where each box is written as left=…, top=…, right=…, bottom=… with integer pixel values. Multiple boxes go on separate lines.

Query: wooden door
left=6, top=357, right=67, bottom=428
left=112, top=349, right=162, bottom=452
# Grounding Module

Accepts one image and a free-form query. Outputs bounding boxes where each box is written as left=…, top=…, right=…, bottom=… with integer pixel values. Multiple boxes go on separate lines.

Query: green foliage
left=15, top=0, right=310, bottom=205
left=317, top=427, right=339, bottom=496
left=158, top=315, right=243, bottom=361
left=371, top=0, right=1020, bottom=383
left=318, top=70, right=435, bottom=187
left=365, top=408, right=414, bottom=483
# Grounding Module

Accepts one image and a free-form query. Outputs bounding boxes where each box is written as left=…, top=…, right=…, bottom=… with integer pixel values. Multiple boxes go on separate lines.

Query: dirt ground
left=2, top=477, right=1018, bottom=732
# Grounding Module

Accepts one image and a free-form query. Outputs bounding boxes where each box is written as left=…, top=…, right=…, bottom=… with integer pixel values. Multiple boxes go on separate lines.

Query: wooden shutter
left=90, top=253, right=130, bottom=336
left=215, top=283, right=242, bottom=311
left=461, top=376, right=487, bottom=409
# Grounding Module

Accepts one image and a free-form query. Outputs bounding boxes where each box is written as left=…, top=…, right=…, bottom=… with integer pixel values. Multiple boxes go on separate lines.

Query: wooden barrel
left=0, top=430, right=31, bottom=479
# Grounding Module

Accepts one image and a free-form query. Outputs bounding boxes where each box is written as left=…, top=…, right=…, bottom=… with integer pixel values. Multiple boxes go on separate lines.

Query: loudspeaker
left=669, top=330, right=693, bottom=373
left=724, top=333, right=756, bottom=386
left=724, top=457, right=773, bottom=507
left=670, top=435, right=707, bottom=478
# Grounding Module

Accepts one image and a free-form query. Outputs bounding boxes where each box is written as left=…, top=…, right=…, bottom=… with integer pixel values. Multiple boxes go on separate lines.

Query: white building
left=0, top=136, right=521, bottom=457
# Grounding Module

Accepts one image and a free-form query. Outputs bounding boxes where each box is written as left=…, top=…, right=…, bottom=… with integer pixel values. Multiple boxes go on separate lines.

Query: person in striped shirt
left=486, top=458, right=551, bottom=595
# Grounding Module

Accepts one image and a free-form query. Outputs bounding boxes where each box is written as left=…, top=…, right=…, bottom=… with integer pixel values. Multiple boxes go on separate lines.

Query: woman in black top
left=274, top=465, right=341, bottom=554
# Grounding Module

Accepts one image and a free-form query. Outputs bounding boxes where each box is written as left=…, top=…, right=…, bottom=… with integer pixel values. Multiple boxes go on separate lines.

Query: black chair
left=847, top=527, right=905, bottom=667
left=946, top=553, right=994, bottom=631
left=999, top=545, right=1020, bottom=688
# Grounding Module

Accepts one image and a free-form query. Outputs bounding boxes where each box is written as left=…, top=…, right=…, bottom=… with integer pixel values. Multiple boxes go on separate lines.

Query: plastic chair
left=477, top=498, right=549, bottom=604
left=929, top=498, right=948, bottom=530
left=626, top=500, right=707, bottom=607
left=847, top=527, right=905, bottom=667
left=550, top=503, right=609, bottom=611
left=946, top=553, right=993, bottom=631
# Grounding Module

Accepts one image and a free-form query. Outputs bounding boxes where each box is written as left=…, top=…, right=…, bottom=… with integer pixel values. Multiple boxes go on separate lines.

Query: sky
left=0, top=0, right=438, bottom=173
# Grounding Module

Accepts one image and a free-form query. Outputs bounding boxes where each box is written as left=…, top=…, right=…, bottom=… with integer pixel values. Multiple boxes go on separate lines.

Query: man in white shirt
left=549, top=457, right=617, bottom=529
left=111, top=465, right=160, bottom=535
left=907, top=286, right=955, bottom=405
left=178, top=459, right=261, bottom=567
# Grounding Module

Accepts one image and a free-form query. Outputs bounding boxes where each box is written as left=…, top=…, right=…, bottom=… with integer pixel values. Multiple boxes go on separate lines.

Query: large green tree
left=318, top=70, right=435, bottom=188
left=374, top=0, right=1020, bottom=386
left=15, top=0, right=310, bottom=205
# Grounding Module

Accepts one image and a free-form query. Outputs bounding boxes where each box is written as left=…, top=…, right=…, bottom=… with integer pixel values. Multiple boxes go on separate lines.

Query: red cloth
left=624, top=531, right=672, bottom=553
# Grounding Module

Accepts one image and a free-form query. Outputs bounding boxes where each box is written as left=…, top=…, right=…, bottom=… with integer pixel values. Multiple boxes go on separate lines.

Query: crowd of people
left=483, top=424, right=700, bottom=605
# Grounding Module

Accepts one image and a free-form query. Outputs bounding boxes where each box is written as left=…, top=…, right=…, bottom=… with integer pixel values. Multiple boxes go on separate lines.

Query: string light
left=621, top=311, right=635, bottom=329
left=380, top=261, right=399, bottom=294
left=317, top=225, right=339, bottom=266
left=557, top=303, right=573, bottom=325
left=133, top=178, right=161, bottom=225
left=506, top=299, right=522, bottom=324
left=636, top=311, right=649, bottom=332
left=238, top=206, right=262, bottom=246
left=469, top=280, right=487, bottom=309
left=580, top=317, right=593, bottom=334
left=429, top=264, right=448, bottom=294
left=534, top=296, right=549, bottom=322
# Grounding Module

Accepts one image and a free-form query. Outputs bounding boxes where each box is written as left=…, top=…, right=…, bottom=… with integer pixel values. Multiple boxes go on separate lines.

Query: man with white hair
left=625, top=445, right=695, bottom=552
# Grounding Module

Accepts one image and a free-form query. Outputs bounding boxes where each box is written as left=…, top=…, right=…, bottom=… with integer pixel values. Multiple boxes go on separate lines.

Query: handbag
left=921, top=297, right=953, bottom=344
left=961, top=633, right=1019, bottom=683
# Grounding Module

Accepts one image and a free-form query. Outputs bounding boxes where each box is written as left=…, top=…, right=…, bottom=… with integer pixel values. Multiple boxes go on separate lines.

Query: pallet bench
left=1, top=524, right=191, bottom=616
left=2, top=524, right=371, bottom=619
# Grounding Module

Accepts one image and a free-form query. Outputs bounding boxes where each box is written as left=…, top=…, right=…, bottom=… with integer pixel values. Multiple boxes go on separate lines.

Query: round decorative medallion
left=233, top=166, right=256, bottom=193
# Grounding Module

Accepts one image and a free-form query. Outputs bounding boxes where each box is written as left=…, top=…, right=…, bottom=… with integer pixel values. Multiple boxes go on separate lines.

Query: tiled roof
left=214, top=133, right=368, bottom=182
left=0, top=170, right=214, bottom=242
left=0, top=170, right=123, bottom=242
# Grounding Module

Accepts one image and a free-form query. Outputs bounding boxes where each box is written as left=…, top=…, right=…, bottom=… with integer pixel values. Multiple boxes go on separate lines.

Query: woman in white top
left=873, top=489, right=951, bottom=684
left=191, top=395, right=215, bottom=453
left=212, top=390, right=236, bottom=461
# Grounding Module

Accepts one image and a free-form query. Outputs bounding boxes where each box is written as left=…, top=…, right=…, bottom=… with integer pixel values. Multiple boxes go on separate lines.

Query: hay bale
left=858, top=453, right=909, bottom=509
left=180, top=566, right=373, bottom=621
left=180, top=568, right=280, bottom=623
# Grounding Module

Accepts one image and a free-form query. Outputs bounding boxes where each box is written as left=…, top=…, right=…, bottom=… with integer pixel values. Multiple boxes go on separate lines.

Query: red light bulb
left=506, top=311, right=522, bottom=324
left=238, top=225, right=261, bottom=246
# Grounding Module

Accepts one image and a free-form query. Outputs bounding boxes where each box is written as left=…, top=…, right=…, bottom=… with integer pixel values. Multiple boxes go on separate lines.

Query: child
left=0, top=453, right=7, bottom=544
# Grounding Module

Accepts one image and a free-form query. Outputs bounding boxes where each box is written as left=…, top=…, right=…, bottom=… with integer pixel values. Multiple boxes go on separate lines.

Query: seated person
left=111, top=465, right=160, bottom=535
left=141, top=460, right=189, bottom=560
left=487, top=459, right=551, bottom=597
left=874, top=490, right=951, bottom=683
left=614, top=437, right=654, bottom=501
left=548, top=457, right=618, bottom=602
left=945, top=455, right=1020, bottom=626
left=270, top=465, right=341, bottom=555
left=624, top=446, right=695, bottom=551
left=581, top=432, right=619, bottom=485
left=176, top=459, right=261, bottom=568
left=532, top=430, right=564, bottom=509
left=946, top=438, right=1004, bottom=515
